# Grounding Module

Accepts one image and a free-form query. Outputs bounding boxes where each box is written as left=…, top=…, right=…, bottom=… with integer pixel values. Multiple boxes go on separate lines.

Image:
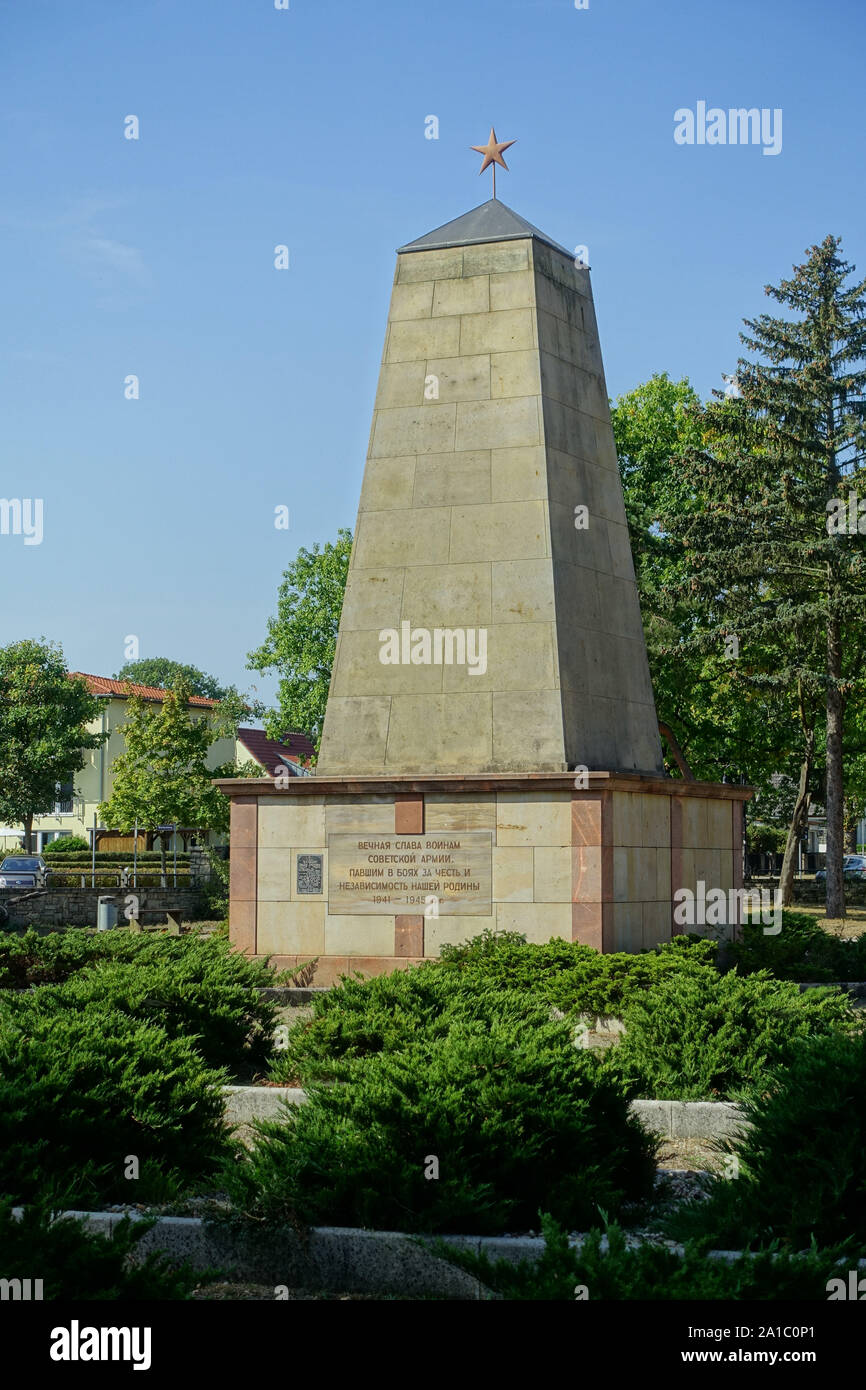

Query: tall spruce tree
left=668, top=237, right=866, bottom=916
left=612, top=374, right=794, bottom=801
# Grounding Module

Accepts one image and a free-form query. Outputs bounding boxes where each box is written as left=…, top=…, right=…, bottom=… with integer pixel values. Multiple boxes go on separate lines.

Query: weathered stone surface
left=424, top=355, right=490, bottom=404
left=257, top=901, right=325, bottom=956
left=432, top=274, right=490, bottom=317
left=412, top=450, right=491, bottom=507
left=324, top=912, right=394, bottom=956
left=400, top=561, right=492, bottom=626
left=259, top=797, right=325, bottom=849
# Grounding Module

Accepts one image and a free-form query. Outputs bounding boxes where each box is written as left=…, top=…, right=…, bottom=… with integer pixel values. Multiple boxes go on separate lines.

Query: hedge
left=37, top=852, right=192, bottom=864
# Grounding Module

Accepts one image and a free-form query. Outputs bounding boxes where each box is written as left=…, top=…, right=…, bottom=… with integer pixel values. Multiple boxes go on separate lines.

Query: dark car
left=0, top=855, right=50, bottom=889
left=814, top=854, right=866, bottom=884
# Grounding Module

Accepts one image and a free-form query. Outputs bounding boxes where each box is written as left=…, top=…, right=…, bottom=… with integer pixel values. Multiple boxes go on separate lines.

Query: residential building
left=0, top=673, right=314, bottom=851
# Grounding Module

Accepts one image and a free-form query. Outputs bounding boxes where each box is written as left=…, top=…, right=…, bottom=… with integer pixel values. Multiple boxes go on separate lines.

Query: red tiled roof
left=68, top=672, right=219, bottom=708
left=236, top=726, right=315, bottom=773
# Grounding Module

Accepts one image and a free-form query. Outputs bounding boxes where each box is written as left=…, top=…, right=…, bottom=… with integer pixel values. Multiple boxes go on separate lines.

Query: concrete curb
left=630, top=1099, right=747, bottom=1141
left=223, top=1085, right=308, bottom=1123
left=45, top=1211, right=496, bottom=1299
left=222, top=1086, right=746, bottom=1140
left=25, top=1211, right=865, bottom=1298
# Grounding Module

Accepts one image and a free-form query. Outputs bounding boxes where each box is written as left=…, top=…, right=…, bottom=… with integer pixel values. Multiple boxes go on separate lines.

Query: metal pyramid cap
left=397, top=199, right=572, bottom=258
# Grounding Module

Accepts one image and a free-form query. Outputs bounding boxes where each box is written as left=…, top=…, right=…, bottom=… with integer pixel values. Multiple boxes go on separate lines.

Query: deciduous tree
left=0, top=640, right=107, bottom=851
left=247, top=529, right=352, bottom=754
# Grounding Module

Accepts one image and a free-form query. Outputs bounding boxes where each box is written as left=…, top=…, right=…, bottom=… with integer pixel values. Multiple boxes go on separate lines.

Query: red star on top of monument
left=471, top=127, right=516, bottom=176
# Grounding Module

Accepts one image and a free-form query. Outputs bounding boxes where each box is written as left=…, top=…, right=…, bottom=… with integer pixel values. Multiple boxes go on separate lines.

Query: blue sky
left=1, top=0, right=863, bottom=710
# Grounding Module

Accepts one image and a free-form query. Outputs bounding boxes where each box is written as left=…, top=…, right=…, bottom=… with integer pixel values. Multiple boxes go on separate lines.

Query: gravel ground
left=656, top=1136, right=724, bottom=1171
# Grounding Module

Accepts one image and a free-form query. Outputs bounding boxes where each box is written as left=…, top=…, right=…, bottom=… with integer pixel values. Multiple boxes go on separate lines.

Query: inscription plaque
left=328, top=832, right=492, bottom=915
left=296, top=853, right=323, bottom=896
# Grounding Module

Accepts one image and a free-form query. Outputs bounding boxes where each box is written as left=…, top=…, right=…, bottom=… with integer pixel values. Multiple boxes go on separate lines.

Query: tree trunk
left=779, top=755, right=813, bottom=906
left=657, top=721, right=695, bottom=781
left=23, top=814, right=33, bottom=853
left=825, top=616, right=846, bottom=919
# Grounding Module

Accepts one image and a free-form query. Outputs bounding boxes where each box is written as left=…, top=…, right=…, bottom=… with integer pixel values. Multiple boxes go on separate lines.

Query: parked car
left=814, top=854, right=866, bottom=884
left=0, top=855, right=50, bottom=889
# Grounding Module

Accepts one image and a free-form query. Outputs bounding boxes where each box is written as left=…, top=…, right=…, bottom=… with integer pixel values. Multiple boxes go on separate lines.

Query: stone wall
left=189, top=846, right=212, bottom=885
left=0, top=887, right=205, bottom=928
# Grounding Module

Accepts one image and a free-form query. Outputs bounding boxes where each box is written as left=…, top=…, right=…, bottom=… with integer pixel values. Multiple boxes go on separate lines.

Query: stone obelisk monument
left=221, top=132, right=749, bottom=983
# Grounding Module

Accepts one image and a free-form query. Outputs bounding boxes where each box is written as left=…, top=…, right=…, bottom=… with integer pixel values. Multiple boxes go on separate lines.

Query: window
left=54, top=780, right=74, bottom=815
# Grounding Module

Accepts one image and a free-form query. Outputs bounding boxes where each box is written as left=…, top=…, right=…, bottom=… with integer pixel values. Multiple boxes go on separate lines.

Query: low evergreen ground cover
left=0, top=1202, right=207, bottom=1300
left=8, top=936, right=277, bottom=1071
left=0, top=1005, right=230, bottom=1207
left=238, top=930, right=857, bottom=1240
left=2, top=923, right=862, bottom=1289
left=269, top=930, right=856, bottom=1101
left=227, top=1006, right=659, bottom=1235
left=665, top=1030, right=866, bottom=1251
left=0, top=930, right=279, bottom=1207
left=437, top=1215, right=854, bottom=1300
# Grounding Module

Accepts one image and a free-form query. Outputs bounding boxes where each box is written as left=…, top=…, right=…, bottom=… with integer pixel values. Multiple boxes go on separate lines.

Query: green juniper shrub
left=269, top=931, right=719, bottom=1085
left=437, top=1213, right=852, bottom=1300
left=605, top=968, right=855, bottom=1101
left=229, top=1008, right=658, bottom=1236
left=0, top=931, right=278, bottom=1071
left=0, top=1006, right=230, bottom=1207
left=435, top=929, right=718, bottom=1017
left=0, top=1202, right=206, bottom=1300
left=731, top=912, right=866, bottom=982
left=268, top=951, right=590, bottom=1086
left=0, top=928, right=102, bottom=988
left=271, top=929, right=857, bottom=1100
left=14, top=941, right=278, bottom=1072
left=268, top=963, right=465, bottom=1084
left=666, top=1030, right=866, bottom=1251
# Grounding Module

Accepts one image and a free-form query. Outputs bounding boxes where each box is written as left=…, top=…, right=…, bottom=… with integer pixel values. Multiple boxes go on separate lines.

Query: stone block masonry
left=219, top=772, right=749, bottom=984
left=316, top=228, right=663, bottom=778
